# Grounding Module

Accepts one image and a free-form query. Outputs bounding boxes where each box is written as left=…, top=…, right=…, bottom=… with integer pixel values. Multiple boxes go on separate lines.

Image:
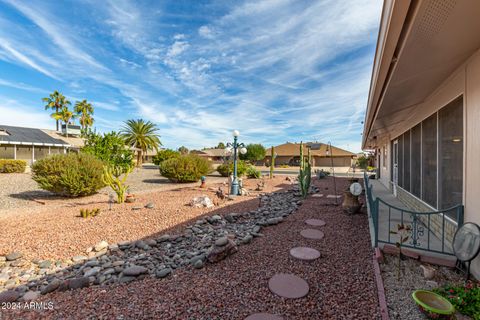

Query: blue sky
left=0, top=0, right=382, bottom=152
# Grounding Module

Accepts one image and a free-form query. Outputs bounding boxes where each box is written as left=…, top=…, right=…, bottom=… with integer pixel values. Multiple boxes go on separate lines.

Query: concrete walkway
left=368, top=180, right=454, bottom=256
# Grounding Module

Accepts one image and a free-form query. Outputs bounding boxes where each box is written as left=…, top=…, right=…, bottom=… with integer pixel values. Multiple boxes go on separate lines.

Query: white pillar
left=64, top=147, right=66, bottom=154
left=32, top=145, right=35, bottom=164
left=48, top=146, right=51, bottom=155
left=13, top=144, right=16, bottom=160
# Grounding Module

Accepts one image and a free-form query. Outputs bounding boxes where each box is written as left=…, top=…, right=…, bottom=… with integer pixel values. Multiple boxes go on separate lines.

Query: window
left=403, top=130, right=411, bottom=192
left=411, top=124, right=421, bottom=198
left=439, top=97, right=463, bottom=209
left=383, top=145, right=387, bottom=168
left=422, top=113, right=437, bottom=208
left=398, top=134, right=404, bottom=188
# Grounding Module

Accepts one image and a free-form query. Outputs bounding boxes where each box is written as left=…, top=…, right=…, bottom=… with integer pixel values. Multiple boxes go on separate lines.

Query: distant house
left=191, top=148, right=226, bottom=163
left=265, top=142, right=355, bottom=167
left=0, top=125, right=84, bottom=165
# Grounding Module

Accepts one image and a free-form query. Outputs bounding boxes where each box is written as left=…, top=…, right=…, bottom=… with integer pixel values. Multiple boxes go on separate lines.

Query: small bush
left=0, top=159, right=27, bottom=173
left=246, top=166, right=261, bottom=179
left=152, top=149, right=180, bottom=165
left=217, top=160, right=248, bottom=177
left=434, top=281, right=480, bottom=319
left=159, top=154, right=212, bottom=183
left=32, top=153, right=105, bottom=197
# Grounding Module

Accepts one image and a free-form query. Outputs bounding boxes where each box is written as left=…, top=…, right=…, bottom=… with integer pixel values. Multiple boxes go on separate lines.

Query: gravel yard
left=381, top=253, right=466, bottom=319
left=0, top=166, right=225, bottom=213
left=1, top=177, right=381, bottom=319
left=0, top=176, right=287, bottom=261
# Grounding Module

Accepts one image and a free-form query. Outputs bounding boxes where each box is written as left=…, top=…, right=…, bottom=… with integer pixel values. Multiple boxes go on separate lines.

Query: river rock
left=22, top=290, right=40, bottom=301
left=156, top=268, right=172, bottom=278
left=123, top=265, right=148, bottom=276
left=0, top=290, right=19, bottom=303
left=215, top=237, right=229, bottom=247
left=207, top=240, right=238, bottom=263
left=94, top=241, right=109, bottom=252
left=41, top=279, right=61, bottom=295
left=6, top=252, right=23, bottom=261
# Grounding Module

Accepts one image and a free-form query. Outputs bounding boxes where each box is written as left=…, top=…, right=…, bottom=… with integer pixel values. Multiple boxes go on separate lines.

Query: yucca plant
left=298, top=142, right=312, bottom=198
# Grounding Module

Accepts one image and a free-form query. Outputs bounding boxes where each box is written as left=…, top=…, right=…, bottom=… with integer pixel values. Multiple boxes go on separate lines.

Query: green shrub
left=159, top=154, right=212, bottom=183
left=434, top=281, right=480, bottom=319
left=246, top=165, right=261, bottom=179
left=216, top=160, right=248, bottom=177
left=0, top=159, right=27, bottom=173
left=79, top=208, right=101, bottom=218
left=152, top=149, right=180, bottom=165
left=32, top=153, right=105, bottom=197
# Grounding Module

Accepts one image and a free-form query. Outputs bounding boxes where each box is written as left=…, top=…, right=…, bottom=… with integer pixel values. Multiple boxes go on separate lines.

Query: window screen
left=439, top=97, right=463, bottom=211
left=398, top=134, right=404, bottom=188
left=422, top=114, right=437, bottom=208
left=411, top=123, right=421, bottom=198
left=403, top=130, right=411, bottom=192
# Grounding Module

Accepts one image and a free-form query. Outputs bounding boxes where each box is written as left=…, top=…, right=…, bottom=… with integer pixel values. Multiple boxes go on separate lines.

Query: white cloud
left=167, top=41, right=190, bottom=58
left=0, top=99, right=53, bottom=129
left=198, top=25, right=215, bottom=39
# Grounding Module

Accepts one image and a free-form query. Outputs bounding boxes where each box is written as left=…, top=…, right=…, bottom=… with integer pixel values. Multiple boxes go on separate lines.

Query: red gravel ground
left=1, top=177, right=380, bottom=319
left=0, top=177, right=288, bottom=261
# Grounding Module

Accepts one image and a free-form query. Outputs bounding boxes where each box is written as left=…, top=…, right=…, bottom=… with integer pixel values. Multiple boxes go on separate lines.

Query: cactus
left=269, top=146, right=275, bottom=179
left=298, top=142, right=311, bottom=198
left=103, top=165, right=132, bottom=203
left=79, top=208, right=101, bottom=218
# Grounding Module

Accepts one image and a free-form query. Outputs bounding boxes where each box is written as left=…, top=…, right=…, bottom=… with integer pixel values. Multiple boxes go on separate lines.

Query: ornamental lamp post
left=226, top=130, right=247, bottom=196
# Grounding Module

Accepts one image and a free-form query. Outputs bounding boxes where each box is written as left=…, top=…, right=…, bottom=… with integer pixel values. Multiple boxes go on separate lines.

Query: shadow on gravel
left=0, top=181, right=297, bottom=306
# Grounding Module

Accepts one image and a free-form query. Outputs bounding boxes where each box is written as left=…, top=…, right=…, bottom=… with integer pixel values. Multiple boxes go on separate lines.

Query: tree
left=120, top=119, right=161, bottom=167
left=82, top=131, right=134, bottom=176
left=178, top=146, right=189, bottom=155
left=74, top=99, right=94, bottom=132
left=51, top=106, right=76, bottom=137
left=240, top=143, right=266, bottom=163
left=42, top=90, right=71, bottom=131
left=216, top=142, right=226, bottom=149
left=356, top=155, right=369, bottom=170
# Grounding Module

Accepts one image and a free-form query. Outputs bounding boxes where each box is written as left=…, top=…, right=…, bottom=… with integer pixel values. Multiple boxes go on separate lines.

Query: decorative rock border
left=289, top=247, right=321, bottom=261
left=268, top=273, right=309, bottom=299
left=0, top=188, right=307, bottom=303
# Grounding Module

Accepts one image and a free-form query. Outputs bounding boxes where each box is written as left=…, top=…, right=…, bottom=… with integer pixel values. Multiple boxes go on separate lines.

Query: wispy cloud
left=0, top=0, right=382, bottom=151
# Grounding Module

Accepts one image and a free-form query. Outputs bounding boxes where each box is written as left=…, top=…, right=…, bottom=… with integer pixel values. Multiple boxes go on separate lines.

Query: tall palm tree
left=121, top=119, right=161, bottom=167
left=74, top=99, right=94, bottom=132
left=42, top=90, right=71, bottom=131
left=51, top=106, right=76, bottom=137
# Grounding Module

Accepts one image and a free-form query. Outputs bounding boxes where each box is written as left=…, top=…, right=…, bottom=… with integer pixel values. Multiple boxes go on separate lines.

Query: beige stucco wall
left=0, top=145, right=65, bottom=165
left=374, top=47, right=480, bottom=278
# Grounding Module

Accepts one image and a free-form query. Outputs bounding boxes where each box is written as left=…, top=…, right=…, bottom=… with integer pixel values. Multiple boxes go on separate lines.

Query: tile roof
left=265, top=142, right=354, bottom=157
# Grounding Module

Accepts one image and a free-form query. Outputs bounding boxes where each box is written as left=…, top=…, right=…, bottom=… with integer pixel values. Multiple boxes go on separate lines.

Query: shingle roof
left=0, top=125, right=69, bottom=146
left=265, top=142, right=354, bottom=157
left=193, top=148, right=226, bottom=157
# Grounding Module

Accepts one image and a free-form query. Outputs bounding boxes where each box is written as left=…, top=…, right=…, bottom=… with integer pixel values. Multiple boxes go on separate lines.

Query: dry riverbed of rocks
left=0, top=185, right=318, bottom=304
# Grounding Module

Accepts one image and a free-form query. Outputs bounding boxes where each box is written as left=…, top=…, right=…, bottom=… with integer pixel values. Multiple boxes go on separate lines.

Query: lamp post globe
left=232, top=130, right=240, bottom=137
left=240, top=147, right=247, bottom=155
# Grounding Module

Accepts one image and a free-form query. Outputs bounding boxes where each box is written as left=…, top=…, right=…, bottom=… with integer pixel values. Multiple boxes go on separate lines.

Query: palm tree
left=121, top=119, right=161, bottom=167
left=74, top=99, right=94, bottom=132
left=42, top=90, right=71, bottom=131
left=51, top=106, right=76, bottom=137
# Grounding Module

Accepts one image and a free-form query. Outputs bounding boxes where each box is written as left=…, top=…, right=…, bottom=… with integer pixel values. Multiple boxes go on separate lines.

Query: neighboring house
left=264, top=142, right=355, bottom=167
left=191, top=148, right=226, bottom=163
left=0, top=125, right=83, bottom=165
left=363, top=0, right=480, bottom=278
left=140, top=148, right=159, bottom=164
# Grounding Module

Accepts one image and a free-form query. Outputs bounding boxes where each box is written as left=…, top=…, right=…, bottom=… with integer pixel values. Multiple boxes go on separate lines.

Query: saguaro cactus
left=270, top=146, right=275, bottom=179
left=298, top=142, right=311, bottom=198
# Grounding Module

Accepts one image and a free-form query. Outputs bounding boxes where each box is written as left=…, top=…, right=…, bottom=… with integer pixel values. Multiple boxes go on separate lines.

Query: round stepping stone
left=300, top=229, right=325, bottom=240
left=245, top=313, right=284, bottom=320
left=305, top=219, right=326, bottom=227
left=268, top=273, right=309, bottom=299
left=289, top=247, right=321, bottom=261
